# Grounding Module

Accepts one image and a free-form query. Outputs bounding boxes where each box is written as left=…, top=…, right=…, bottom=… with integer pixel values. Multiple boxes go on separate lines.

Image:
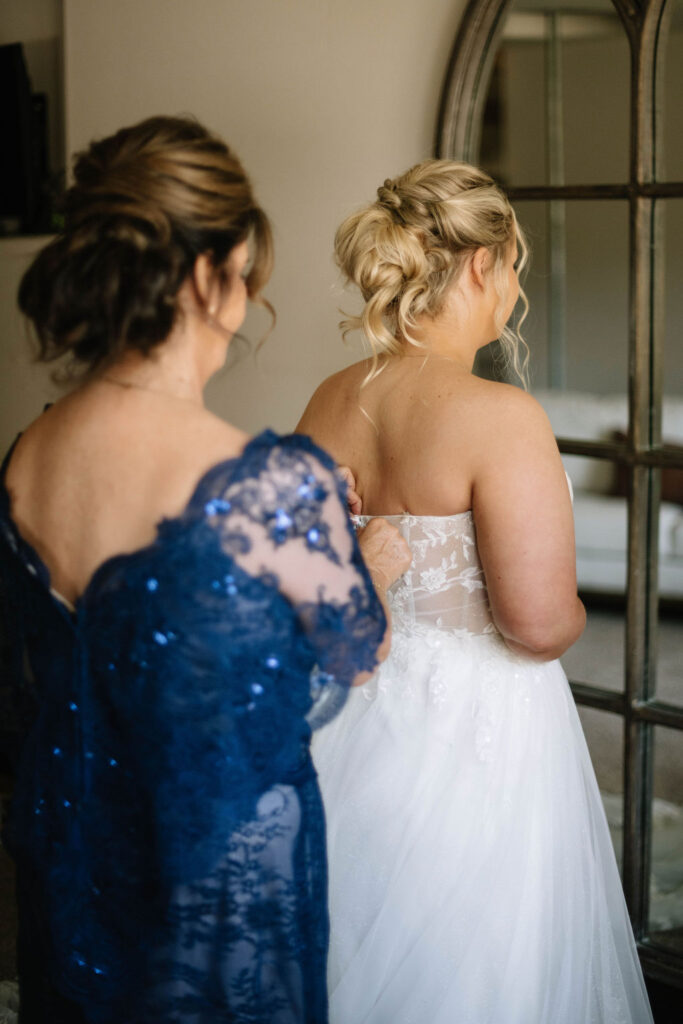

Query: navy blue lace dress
left=0, top=429, right=386, bottom=1024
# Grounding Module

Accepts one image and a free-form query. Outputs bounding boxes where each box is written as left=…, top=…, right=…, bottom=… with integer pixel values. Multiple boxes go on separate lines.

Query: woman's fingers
left=357, top=519, right=411, bottom=589
left=338, top=466, right=363, bottom=515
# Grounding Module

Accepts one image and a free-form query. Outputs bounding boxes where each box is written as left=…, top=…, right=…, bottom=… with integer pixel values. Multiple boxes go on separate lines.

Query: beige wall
left=6, top=0, right=679, bottom=451
left=54, top=0, right=464, bottom=437
left=0, top=237, right=61, bottom=455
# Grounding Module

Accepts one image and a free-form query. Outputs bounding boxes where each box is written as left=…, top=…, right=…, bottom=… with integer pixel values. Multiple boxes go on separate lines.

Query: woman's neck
left=393, top=268, right=498, bottom=368
left=97, top=345, right=207, bottom=405
left=94, top=306, right=230, bottom=405
left=394, top=317, right=488, bottom=372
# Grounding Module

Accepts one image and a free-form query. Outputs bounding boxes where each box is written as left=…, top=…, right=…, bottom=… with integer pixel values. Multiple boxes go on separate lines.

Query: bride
left=297, top=160, right=653, bottom=1023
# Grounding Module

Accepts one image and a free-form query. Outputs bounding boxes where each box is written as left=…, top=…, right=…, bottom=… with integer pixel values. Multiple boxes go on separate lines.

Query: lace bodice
left=355, top=512, right=497, bottom=638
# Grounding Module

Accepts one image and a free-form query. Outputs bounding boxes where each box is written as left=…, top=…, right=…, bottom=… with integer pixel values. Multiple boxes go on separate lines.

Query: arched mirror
left=438, top=0, right=683, bottom=989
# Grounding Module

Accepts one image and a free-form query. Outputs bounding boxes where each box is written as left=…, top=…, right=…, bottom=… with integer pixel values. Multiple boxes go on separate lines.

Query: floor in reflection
left=562, top=602, right=682, bottom=702
left=602, top=792, right=683, bottom=941
left=563, top=602, right=683, bottom=953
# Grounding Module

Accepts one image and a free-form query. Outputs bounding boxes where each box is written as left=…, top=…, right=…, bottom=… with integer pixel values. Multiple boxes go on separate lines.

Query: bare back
left=4, top=386, right=250, bottom=606
left=297, top=356, right=509, bottom=516
left=297, top=355, right=586, bottom=660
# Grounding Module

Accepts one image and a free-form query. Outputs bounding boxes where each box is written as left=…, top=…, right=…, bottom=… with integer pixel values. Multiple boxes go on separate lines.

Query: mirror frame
left=434, top=0, right=683, bottom=992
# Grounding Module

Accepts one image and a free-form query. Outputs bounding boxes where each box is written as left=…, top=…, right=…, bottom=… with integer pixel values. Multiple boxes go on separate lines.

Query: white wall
left=53, top=0, right=465, bottom=437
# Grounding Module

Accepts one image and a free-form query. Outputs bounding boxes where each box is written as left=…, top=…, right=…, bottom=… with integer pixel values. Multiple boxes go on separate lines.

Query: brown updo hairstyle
left=18, top=115, right=273, bottom=376
left=334, top=159, right=529, bottom=384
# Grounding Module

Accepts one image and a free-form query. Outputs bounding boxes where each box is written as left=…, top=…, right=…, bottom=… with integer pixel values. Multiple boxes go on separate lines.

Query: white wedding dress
left=312, top=512, right=653, bottom=1024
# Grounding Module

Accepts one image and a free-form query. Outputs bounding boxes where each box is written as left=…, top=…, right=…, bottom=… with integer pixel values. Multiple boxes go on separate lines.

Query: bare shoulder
left=186, top=404, right=251, bottom=456
left=142, top=404, right=255, bottom=492
left=296, top=360, right=372, bottom=445
left=425, top=372, right=548, bottom=440
left=7, top=391, right=253, bottom=498
left=299, top=360, right=368, bottom=412
left=410, top=369, right=552, bottom=450
left=468, top=379, right=552, bottom=435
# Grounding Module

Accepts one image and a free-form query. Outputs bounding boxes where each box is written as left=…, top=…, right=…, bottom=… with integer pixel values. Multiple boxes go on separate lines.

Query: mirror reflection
left=649, top=726, right=683, bottom=953
left=659, top=0, right=683, bottom=182
left=480, top=0, right=629, bottom=188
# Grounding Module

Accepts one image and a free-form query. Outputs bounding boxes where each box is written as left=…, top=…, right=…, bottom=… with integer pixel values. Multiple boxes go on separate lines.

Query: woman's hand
left=349, top=518, right=411, bottom=684
left=338, top=466, right=363, bottom=516
left=357, top=518, right=412, bottom=592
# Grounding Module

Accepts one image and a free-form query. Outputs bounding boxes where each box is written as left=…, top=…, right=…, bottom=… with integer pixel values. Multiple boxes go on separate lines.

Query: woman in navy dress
left=0, top=116, right=410, bottom=1024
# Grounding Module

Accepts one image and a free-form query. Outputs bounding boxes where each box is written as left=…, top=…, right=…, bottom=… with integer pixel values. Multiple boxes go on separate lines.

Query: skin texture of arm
left=467, top=384, right=585, bottom=660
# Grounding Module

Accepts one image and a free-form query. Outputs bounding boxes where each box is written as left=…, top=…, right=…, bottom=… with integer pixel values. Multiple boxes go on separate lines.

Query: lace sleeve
left=201, top=432, right=386, bottom=728
left=0, top=432, right=385, bottom=1019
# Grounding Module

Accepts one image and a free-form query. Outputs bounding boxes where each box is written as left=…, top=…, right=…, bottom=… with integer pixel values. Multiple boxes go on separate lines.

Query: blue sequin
left=204, top=498, right=232, bottom=516
left=69, top=701, right=78, bottom=712
left=274, top=508, right=293, bottom=529
left=310, top=667, right=336, bottom=695
left=0, top=429, right=387, bottom=1021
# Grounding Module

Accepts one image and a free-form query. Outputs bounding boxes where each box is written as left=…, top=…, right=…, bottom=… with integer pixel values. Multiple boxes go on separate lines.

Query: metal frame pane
left=436, top=0, right=683, bottom=985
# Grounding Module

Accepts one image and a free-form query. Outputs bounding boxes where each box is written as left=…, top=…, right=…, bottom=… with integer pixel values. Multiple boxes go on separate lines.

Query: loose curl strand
left=334, top=159, right=529, bottom=387
left=18, top=115, right=274, bottom=379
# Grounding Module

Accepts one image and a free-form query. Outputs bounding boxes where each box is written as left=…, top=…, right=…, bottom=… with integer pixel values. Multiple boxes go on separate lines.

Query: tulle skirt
left=312, top=626, right=653, bottom=1024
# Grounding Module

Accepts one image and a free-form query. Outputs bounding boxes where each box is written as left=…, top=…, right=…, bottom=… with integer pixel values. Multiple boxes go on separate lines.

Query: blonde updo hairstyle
left=334, top=159, right=528, bottom=384
left=19, top=115, right=273, bottom=377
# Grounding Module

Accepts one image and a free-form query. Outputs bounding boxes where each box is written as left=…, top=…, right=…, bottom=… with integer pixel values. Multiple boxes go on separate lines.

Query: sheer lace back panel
left=355, top=513, right=497, bottom=638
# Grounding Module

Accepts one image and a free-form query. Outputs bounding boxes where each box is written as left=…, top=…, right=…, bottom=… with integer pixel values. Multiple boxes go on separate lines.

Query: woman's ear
left=192, top=253, right=220, bottom=316
left=470, top=247, right=490, bottom=290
